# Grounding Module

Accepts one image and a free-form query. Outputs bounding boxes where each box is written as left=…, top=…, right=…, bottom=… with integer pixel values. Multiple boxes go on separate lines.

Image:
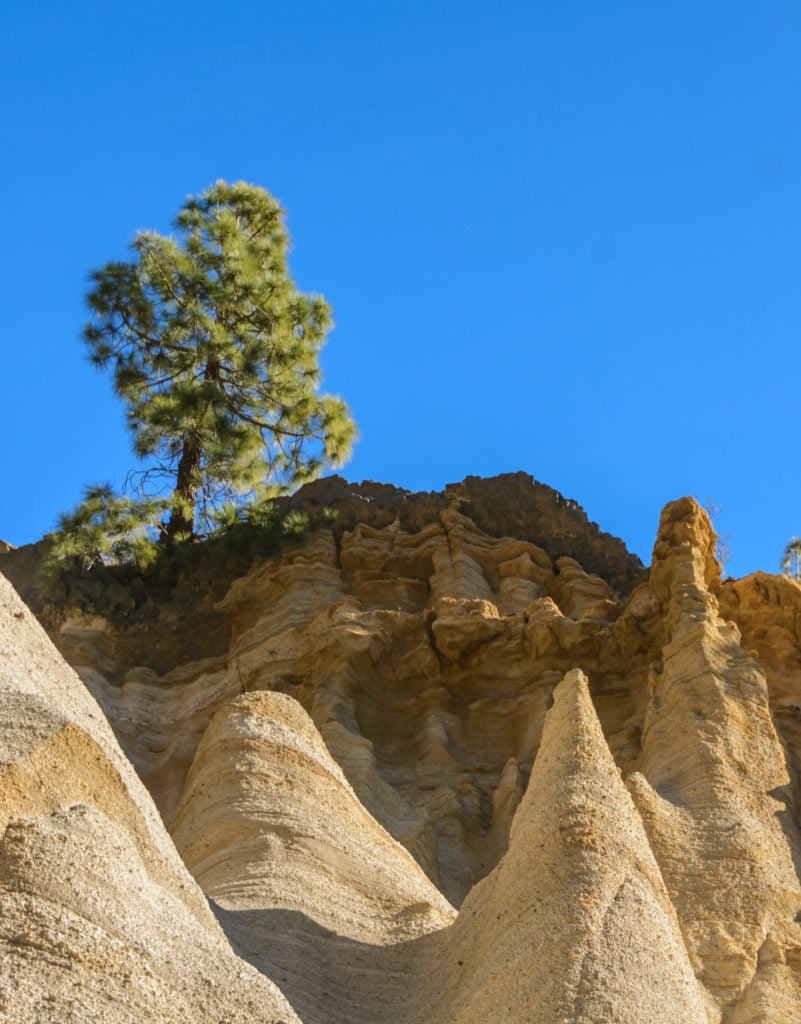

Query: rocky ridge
left=3, top=472, right=801, bottom=1022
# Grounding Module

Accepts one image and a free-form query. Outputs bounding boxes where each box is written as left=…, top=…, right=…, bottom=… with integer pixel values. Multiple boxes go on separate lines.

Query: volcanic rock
left=3, top=474, right=801, bottom=1022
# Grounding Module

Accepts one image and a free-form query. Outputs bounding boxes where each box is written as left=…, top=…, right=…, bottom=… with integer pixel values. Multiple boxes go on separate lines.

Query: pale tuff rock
left=5, top=476, right=801, bottom=1021
left=420, top=669, right=708, bottom=1024
left=634, top=498, right=801, bottom=1014
left=0, top=572, right=299, bottom=1024
left=205, top=504, right=647, bottom=904
left=171, top=690, right=454, bottom=941
left=726, top=935, right=801, bottom=1024
left=0, top=805, right=297, bottom=1024
left=717, top=571, right=801, bottom=817
left=172, top=690, right=455, bottom=1024
left=0, top=576, right=205, bottom=918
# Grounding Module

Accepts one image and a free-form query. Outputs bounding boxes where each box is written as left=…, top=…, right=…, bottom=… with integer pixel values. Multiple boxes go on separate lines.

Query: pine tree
left=79, top=180, right=355, bottom=543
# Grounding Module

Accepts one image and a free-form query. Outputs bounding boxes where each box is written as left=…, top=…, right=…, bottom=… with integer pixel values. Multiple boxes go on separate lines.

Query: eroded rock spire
left=421, top=668, right=708, bottom=1024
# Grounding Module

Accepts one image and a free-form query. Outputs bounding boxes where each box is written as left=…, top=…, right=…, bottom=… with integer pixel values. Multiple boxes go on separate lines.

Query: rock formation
left=3, top=472, right=801, bottom=1022
left=0, top=572, right=298, bottom=1024
left=419, top=668, right=709, bottom=1024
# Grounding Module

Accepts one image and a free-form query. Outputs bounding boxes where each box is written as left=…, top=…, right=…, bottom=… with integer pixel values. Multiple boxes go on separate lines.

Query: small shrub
left=282, top=510, right=310, bottom=539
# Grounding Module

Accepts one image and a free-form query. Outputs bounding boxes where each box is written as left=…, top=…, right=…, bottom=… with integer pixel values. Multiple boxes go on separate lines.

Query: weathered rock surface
left=420, top=669, right=709, bottom=1024
left=171, top=690, right=455, bottom=1024
left=633, top=501, right=801, bottom=1018
left=0, top=573, right=298, bottom=1024
left=4, top=473, right=801, bottom=1022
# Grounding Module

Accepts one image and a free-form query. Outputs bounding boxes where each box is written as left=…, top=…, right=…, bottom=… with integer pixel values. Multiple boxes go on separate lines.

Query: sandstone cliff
left=3, top=473, right=801, bottom=1023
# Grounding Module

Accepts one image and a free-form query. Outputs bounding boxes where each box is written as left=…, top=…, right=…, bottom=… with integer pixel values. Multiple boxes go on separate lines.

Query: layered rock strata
left=4, top=475, right=801, bottom=1021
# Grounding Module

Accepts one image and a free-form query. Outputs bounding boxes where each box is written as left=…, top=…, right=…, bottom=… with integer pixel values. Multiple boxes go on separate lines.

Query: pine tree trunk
left=164, top=359, right=219, bottom=542
left=165, top=438, right=201, bottom=541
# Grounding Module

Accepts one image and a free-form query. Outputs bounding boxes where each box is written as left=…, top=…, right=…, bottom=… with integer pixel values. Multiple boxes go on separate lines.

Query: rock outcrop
left=4, top=473, right=801, bottom=1022
left=633, top=499, right=801, bottom=1017
left=0, top=573, right=298, bottom=1024
left=171, top=690, right=455, bottom=1024
left=420, top=669, right=709, bottom=1024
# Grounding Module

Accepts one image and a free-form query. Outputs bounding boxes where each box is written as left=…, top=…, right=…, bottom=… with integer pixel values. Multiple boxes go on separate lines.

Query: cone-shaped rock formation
left=171, top=690, right=455, bottom=1023
left=0, top=573, right=299, bottom=1024
left=421, top=669, right=708, bottom=1024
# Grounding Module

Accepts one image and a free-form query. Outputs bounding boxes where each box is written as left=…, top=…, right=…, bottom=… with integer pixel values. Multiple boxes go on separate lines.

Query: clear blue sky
left=2, top=1, right=799, bottom=577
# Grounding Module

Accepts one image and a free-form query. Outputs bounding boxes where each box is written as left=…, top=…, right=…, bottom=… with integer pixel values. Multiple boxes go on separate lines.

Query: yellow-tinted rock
left=0, top=574, right=299, bottom=1024
left=420, top=670, right=708, bottom=1024
left=6, top=478, right=801, bottom=1022
left=635, top=498, right=801, bottom=1011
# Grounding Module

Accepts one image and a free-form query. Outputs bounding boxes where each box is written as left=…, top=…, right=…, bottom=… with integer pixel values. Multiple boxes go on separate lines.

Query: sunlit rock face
left=4, top=472, right=801, bottom=1023
left=0, top=573, right=299, bottom=1024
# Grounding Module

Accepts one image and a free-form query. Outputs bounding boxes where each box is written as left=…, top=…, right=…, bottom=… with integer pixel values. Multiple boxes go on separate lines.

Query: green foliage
left=85, top=179, right=355, bottom=537
left=42, top=485, right=166, bottom=583
left=244, top=502, right=283, bottom=533
left=46, top=181, right=355, bottom=583
left=782, top=537, right=801, bottom=581
left=281, top=510, right=310, bottom=539
left=208, top=498, right=284, bottom=551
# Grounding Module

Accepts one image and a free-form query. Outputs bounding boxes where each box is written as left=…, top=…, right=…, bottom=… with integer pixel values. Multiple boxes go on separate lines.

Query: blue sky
left=2, top=1, right=800, bottom=577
